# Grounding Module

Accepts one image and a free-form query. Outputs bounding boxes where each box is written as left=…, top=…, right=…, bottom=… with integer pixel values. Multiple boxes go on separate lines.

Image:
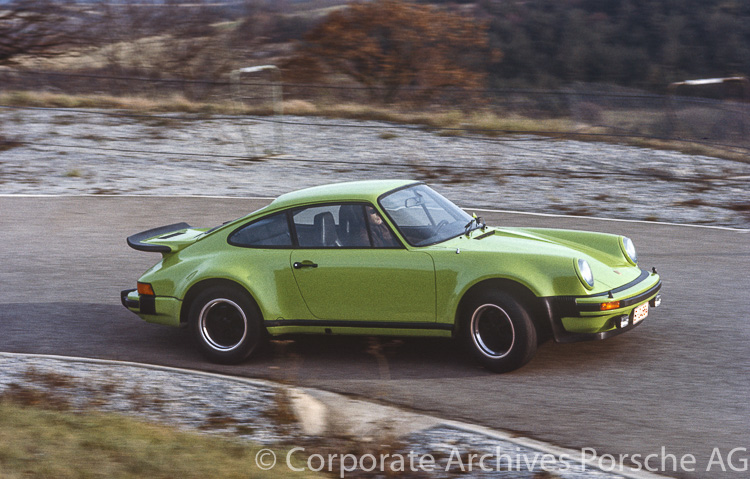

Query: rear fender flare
left=180, top=278, right=262, bottom=325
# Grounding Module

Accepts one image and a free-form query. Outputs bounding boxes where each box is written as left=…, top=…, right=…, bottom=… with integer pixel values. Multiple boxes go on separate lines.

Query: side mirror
left=405, top=196, right=423, bottom=208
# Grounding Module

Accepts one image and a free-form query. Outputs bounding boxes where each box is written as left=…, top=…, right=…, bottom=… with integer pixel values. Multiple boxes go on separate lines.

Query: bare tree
left=0, top=0, right=75, bottom=65
left=93, top=0, right=230, bottom=88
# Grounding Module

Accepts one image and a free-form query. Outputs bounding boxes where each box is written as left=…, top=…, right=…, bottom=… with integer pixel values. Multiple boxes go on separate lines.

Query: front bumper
left=541, top=271, right=662, bottom=343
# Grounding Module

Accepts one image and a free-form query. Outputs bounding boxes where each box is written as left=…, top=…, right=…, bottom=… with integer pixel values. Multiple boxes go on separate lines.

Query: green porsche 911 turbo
left=122, top=180, right=661, bottom=372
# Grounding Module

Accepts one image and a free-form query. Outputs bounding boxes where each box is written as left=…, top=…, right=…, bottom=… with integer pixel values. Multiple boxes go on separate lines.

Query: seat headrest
left=313, top=211, right=337, bottom=247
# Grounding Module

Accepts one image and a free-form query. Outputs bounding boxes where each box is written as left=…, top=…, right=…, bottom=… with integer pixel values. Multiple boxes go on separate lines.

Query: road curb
left=0, top=352, right=671, bottom=479
left=439, top=421, right=672, bottom=479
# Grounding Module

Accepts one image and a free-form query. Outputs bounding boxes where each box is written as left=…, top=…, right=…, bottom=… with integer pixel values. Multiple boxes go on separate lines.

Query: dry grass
left=17, top=35, right=171, bottom=72
left=465, top=111, right=575, bottom=136
left=0, top=401, right=315, bottom=479
left=281, top=100, right=575, bottom=136
left=624, top=136, right=750, bottom=162
left=0, top=90, right=231, bottom=114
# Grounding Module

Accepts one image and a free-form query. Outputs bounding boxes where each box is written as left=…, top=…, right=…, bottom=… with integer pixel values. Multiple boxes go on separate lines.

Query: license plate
left=633, top=302, right=649, bottom=323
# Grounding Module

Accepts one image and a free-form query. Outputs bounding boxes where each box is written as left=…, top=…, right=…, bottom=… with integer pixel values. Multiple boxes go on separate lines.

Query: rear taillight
left=137, top=282, right=155, bottom=296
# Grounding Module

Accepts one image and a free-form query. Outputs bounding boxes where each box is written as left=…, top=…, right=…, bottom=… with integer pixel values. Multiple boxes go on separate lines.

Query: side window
left=293, top=205, right=343, bottom=248
left=291, top=204, right=402, bottom=248
left=229, top=212, right=292, bottom=247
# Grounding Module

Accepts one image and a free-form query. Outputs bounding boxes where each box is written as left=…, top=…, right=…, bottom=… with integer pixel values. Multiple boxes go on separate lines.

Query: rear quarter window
left=228, top=212, right=292, bottom=247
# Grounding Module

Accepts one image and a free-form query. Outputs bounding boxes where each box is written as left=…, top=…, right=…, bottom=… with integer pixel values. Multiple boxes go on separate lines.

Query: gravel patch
left=0, top=354, right=296, bottom=444
left=1, top=108, right=748, bottom=229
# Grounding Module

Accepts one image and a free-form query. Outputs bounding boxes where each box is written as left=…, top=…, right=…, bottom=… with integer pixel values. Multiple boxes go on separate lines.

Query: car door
left=289, top=203, right=436, bottom=323
left=226, top=211, right=312, bottom=321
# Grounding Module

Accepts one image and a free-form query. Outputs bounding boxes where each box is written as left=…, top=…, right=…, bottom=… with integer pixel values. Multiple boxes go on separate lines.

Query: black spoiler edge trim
left=126, top=222, right=192, bottom=253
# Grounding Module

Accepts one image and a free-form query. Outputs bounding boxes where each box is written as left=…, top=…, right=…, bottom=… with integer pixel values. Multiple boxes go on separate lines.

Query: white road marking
left=2, top=194, right=747, bottom=232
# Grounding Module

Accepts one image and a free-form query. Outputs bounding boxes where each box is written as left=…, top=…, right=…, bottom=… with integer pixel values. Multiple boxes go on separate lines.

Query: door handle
left=293, top=261, right=318, bottom=269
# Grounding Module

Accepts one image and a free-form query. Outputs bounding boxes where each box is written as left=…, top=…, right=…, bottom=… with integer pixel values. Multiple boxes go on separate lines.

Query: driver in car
left=366, top=206, right=397, bottom=247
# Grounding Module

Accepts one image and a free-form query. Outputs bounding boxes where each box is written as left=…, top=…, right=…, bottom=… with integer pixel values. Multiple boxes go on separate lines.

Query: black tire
left=188, top=285, right=265, bottom=364
left=461, top=290, right=537, bottom=373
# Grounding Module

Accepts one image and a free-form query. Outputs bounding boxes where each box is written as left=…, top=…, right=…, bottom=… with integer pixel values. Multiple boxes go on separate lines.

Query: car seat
left=338, top=204, right=368, bottom=247
left=313, top=211, right=338, bottom=247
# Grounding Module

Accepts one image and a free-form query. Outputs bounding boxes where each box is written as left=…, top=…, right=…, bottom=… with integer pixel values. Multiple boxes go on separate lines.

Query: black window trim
left=227, top=201, right=406, bottom=250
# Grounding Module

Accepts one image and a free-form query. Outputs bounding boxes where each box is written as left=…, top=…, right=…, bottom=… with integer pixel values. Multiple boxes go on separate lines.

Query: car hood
left=434, top=227, right=640, bottom=290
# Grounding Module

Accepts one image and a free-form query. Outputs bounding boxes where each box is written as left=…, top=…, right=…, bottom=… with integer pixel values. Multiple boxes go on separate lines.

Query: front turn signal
left=600, top=301, right=621, bottom=311
left=137, top=282, right=155, bottom=296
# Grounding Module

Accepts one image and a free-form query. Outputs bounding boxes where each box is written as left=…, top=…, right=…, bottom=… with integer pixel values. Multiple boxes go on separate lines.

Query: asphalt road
left=2, top=196, right=748, bottom=479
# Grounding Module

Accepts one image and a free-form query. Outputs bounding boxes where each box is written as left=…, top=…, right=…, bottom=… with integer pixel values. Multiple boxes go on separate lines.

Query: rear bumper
left=120, top=289, right=181, bottom=327
left=121, top=288, right=139, bottom=309
left=541, top=273, right=662, bottom=343
left=121, top=288, right=155, bottom=314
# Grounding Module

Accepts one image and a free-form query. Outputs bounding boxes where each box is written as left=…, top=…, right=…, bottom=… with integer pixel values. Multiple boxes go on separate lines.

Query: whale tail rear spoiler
left=126, top=222, right=197, bottom=254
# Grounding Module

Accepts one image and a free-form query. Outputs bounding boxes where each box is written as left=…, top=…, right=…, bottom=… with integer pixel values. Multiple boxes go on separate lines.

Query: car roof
left=267, top=179, right=420, bottom=210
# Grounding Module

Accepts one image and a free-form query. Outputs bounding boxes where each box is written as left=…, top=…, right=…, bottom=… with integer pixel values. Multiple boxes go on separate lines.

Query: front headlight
left=621, top=236, right=638, bottom=265
left=577, top=258, right=595, bottom=289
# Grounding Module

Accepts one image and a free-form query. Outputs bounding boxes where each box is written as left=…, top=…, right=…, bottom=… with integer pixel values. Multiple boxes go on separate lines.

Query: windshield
left=379, top=184, right=474, bottom=246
